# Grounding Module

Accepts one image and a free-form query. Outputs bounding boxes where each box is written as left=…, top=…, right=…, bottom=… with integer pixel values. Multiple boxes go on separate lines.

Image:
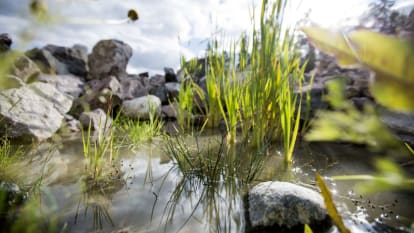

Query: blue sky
left=0, top=0, right=411, bottom=74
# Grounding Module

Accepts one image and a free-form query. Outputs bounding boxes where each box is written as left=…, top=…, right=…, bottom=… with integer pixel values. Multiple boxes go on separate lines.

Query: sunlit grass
left=181, top=0, right=305, bottom=162
left=81, top=115, right=118, bottom=185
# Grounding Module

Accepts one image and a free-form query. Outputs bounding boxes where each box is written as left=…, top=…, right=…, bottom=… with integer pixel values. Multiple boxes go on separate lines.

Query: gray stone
left=88, top=39, right=132, bottom=80
left=10, top=55, right=40, bottom=83
left=72, top=76, right=122, bottom=115
left=60, top=114, right=81, bottom=133
left=149, top=74, right=165, bottom=87
left=164, top=67, right=177, bottom=82
left=0, top=33, right=12, bottom=52
left=248, top=181, right=329, bottom=230
left=0, top=82, right=73, bottom=140
left=121, top=95, right=161, bottom=120
left=162, top=103, right=178, bottom=119
left=0, top=181, right=27, bottom=210
left=79, top=109, right=112, bottom=134
left=149, top=86, right=167, bottom=104
left=379, top=108, right=414, bottom=146
left=25, top=47, right=59, bottom=74
left=120, top=76, right=150, bottom=100
left=0, top=75, right=25, bottom=91
left=297, top=83, right=328, bottom=121
left=165, top=82, right=180, bottom=101
left=37, top=74, right=84, bottom=98
left=43, top=44, right=88, bottom=78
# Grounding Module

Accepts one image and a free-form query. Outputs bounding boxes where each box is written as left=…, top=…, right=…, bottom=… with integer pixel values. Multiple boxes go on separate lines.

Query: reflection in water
left=9, top=136, right=414, bottom=233
left=160, top=135, right=266, bottom=233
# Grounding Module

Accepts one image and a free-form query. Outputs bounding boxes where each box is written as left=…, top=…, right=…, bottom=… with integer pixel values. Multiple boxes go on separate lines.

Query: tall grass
left=191, top=0, right=305, bottom=162
left=81, top=115, right=118, bottom=184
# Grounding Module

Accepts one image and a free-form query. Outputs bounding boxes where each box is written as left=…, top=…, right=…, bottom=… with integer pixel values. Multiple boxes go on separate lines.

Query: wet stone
left=247, top=181, right=331, bottom=232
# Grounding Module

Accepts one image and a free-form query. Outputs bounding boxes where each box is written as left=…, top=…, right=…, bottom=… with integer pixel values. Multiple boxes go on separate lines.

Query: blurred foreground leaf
left=302, top=26, right=414, bottom=112
left=305, top=80, right=400, bottom=151
left=316, top=174, right=351, bottom=233
left=333, top=159, right=414, bottom=193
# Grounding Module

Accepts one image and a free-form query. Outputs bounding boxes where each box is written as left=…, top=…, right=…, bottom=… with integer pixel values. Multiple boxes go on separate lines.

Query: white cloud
left=0, top=0, right=386, bottom=75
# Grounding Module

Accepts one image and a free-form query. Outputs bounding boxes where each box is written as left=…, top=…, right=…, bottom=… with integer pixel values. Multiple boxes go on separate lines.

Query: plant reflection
left=159, top=134, right=266, bottom=233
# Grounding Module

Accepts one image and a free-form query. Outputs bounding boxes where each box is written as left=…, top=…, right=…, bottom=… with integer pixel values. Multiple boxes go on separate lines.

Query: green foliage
left=185, top=0, right=306, bottom=162
left=81, top=116, right=118, bottom=184
left=116, top=114, right=163, bottom=149
left=302, top=26, right=414, bottom=112
left=306, top=80, right=401, bottom=151
left=333, top=159, right=414, bottom=193
left=0, top=137, right=24, bottom=181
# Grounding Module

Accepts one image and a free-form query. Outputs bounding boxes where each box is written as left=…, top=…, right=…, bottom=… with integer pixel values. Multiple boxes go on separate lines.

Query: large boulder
left=0, top=33, right=12, bottom=53
left=79, top=108, right=112, bottom=134
left=25, top=44, right=88, bottom=78
left=379, top=108, right=414, bottom=146
left=121, top=95, right=161, bottom=120
left=71, top=76, right=122, bottom=116
left=37, top=74, right=84, bottom=98
left=10, top=55, right=41, bottom=83
left=247, top=181, right=330, bottom=232
left=0, top=82, right=73, bottom=140
left=88, top=39, right=132, bottom=80
left=120, top=74, right=150, bottom=100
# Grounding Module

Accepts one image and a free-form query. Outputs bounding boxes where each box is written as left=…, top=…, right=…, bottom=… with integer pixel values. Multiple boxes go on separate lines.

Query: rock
left=149, top=86, right=167, bottom=105
left=165, top=82, right=180, bottom=101
left=0, top=75, right=25, bottom=91
left=177, top=57, right=206, bottom=83
left=0, top=82, right=73, bottom=140
left=297, top=83, right=328, bottom=121
left=164, top=67, right=178, bottom=82
left=162, top=103, right=178, bottom=119
left=149, top=74, right=165, bottom=87
left=59, top=114, right=81, bottom=133
left=138, top=72, right=149, bottom=78
left=88, top=39, right=132, bottom=80
left=247, top=181, right=330, bottom=232
left=10, top=55, right=40, bottom=83
left=26, top=44, right=88, bottom=78
left=25, top=47, right=58, bottom=74
left=120, top=75, right=150, bottom=100
left=72, top=76, right=122, bottom=116
left=379, top=108, right=414, bottom=146
left=37, top=74, right=84, bottom=98
left=0, top=33, right=12, bottom=52
left=43, top=44, right=88, bottom=78
left=121, top=95, right=161, bottom=120
left=0, top=181, right=27, bottom=211
left=79, top=109, right=112, bottom=134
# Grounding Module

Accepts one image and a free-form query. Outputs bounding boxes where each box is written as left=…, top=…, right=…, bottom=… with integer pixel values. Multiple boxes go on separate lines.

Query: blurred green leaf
left=305, top=80, right=400, bottom=151
left=333, top=159, right=414, bottom=193
left=302, top=26, right=414, bottom=112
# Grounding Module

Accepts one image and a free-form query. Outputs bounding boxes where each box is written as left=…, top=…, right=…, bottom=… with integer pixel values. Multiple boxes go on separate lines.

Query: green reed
left=197, top=0, right=305, bottom=162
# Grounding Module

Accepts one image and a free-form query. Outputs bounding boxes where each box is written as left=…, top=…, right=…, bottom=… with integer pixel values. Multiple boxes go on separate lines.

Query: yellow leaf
left=304, top=224, right=314, bottom=233
left=316, top=174, right=351, bottom=233
left=302, top=26, right=414, bottom=112
left=348, top=30, right=414, bottom=81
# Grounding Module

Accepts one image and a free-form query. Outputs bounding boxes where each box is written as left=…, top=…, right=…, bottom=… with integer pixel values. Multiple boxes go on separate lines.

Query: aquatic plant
left=116, top=108, right=164, bottom=149
left=0, top=137, right=23, bottom=175
left=180, top=0, right=305, bottom=162
left=81, top=114, right=118, bottom=185
left=163, top=134, right=265, bottom=232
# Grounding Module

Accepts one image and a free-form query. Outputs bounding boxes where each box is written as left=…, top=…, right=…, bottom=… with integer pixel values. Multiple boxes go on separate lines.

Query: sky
left=0, top=0, right=412, bottom=74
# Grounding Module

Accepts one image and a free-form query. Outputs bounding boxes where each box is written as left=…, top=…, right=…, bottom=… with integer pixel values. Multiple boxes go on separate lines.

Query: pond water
left=11, top=133, right=414, bottom=233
